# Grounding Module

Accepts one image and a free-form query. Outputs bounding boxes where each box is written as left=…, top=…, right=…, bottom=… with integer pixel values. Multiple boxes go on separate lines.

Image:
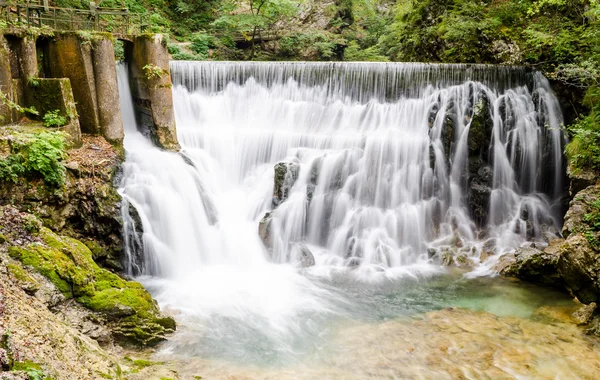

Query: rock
left=65, top=161, right=80, bottom=176
left=562, top=185, right=600, bottom=239
left=0, top=348, right=9, bottom=370
left=467, top=94, right=493, bottom=157
left=586, top=316, right=600, bottom=336
left=572, top=302, right=597, bottom=325
left=273, top=161, right=300, bottom=207
left=557, top=234, right=600, bottom=304
left=258, top=212, right=272, bottom=248
left=291, top=242, right=315, bottom=268
left=501, top=246, right=562, bottom=287
left=568, top=166, right=598, bottom=197
left=7, top=225, right=175, bottom=347
left=467, top=157, right=493, bottom=226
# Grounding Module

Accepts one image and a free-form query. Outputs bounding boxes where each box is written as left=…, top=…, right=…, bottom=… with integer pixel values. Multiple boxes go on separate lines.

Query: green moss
left=124, top=357, right=164, bottom=369
left=0, top=233, right=6, bottom=243
left=8, top=225, right=176, bottom=346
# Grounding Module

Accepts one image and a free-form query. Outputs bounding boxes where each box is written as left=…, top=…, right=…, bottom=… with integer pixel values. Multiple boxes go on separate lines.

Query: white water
left=117, top=61, right=567, bottom=363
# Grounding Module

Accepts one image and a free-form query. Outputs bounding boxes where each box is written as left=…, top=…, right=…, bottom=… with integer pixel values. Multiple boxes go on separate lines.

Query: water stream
left=116, top=62, right=595, bottom=377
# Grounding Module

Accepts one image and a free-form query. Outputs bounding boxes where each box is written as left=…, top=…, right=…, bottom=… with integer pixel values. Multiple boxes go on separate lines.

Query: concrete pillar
left=47, top=33, right=101, bottom=135
left=130, top=34, right=179, bottom=151
left=17, top=35, right=38, bottom=80
left=92, top=38, right=124, bottom=144
left=0, top=36, right=14, bottom=125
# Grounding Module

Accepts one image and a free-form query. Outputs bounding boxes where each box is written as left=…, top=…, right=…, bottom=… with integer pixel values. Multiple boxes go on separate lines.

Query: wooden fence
left=0, top=1, right=149, bottom=35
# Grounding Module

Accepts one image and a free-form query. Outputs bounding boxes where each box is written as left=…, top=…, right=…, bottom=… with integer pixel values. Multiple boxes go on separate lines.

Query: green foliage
left=566, top=86, right=600, bottom=171
left=190, top=33, right=215, bottom=58
left=279, top=31, right=344, bottom=60
left=344, top=41, right=388, bottom=62
left=114, top=39, right=125, bottom=62
left=43, top=110, right=68, bottom=128
left=0, top=132, right=67, bottom=187
left=142, top=64, right=167, bottom=80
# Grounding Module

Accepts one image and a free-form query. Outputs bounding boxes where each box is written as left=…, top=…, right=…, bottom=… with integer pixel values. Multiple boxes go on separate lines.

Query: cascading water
left=117, top=61, right=569, bottom=368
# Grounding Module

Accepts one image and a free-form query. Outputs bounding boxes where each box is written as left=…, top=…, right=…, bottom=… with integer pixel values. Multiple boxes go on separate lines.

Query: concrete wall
left=128, top=34, right=179, bottom=151
left=0, top=37, right=14, bottom=125
left=24, top=78, right=82, bottom=147
left=47, top=33, right=123, bottom=144
left=0, top=31, right=178, bottom=150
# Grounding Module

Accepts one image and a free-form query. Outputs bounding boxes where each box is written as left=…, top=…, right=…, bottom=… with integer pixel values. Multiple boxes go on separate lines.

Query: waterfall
left=115, top=61, right=567, bottom=362
left=135, top=61, right=563, bottom=275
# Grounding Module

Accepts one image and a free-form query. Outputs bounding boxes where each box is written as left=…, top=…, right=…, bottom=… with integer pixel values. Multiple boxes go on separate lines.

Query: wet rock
left=557, top=234, right=600, bottom=304
left=572, top=302, right=597, bottom=325
left=273, top=161, right=300, bottom=207
left=258, top=212, right=272, bottom=248
left=467, top=94, right=493, bottom=157
left=467, top=157, right=493, bottom=227
left=501, top=246, right=562, bottom=287
left=291, top=242, right=315, bottom=268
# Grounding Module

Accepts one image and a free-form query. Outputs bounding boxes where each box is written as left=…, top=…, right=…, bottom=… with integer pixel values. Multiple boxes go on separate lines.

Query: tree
left=213, top=0, right=301, bottom=57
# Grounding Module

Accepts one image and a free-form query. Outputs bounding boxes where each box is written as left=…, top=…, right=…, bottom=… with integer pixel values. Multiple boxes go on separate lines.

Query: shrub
left=0, top=131, right=67, bottom=187
left=43, top=109, right=68, bottom=128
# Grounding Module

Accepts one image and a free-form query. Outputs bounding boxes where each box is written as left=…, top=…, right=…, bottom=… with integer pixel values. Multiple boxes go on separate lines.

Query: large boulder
left=558, top=234, right=600, bottom=304
left=501, top=244, right=562, bottom=287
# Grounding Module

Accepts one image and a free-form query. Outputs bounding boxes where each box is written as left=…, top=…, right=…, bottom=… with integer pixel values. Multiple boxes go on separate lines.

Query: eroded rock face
left=556, top=184, right=600, bottom=304
left=0, top=135, right=125, bottom=272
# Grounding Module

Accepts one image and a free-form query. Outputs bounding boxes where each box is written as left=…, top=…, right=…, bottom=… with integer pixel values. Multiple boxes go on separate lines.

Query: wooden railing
left=0, top=1, right=149, bottom=35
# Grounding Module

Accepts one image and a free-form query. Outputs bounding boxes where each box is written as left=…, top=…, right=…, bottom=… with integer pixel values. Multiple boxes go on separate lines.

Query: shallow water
left=139, top=269, right=599, bottom=379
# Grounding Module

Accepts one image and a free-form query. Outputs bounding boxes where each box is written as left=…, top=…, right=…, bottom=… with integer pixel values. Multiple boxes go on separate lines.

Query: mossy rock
left=8, top=225, right=175, bottom=346
left=7, top=262, right=40, bottom=295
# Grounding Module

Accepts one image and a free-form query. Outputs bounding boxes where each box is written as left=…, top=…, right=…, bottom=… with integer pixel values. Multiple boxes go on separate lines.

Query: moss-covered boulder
left=8, top=226, right=175, bottom=347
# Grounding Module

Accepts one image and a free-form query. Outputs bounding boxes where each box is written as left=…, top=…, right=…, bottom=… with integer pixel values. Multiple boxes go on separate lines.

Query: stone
left=273, top=161, right=300, bottom=207
left=562, top=185, right=600, bottom=239
left=501, top=246, right=562, bottom=287
left=557, top=234, right=600, bottom=304
left=291, top=242, right=315, bottom=268
left=467, top=94, right=493, bottom=157
left=567, top=166, right=598, bottom=197
left=258, top=212, right=272, bottom=248
left=467, top=157, right=493, bottom=227
left=0, top=348, right=10, bottom=371
left=572, top=302, right=597, bottom=325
